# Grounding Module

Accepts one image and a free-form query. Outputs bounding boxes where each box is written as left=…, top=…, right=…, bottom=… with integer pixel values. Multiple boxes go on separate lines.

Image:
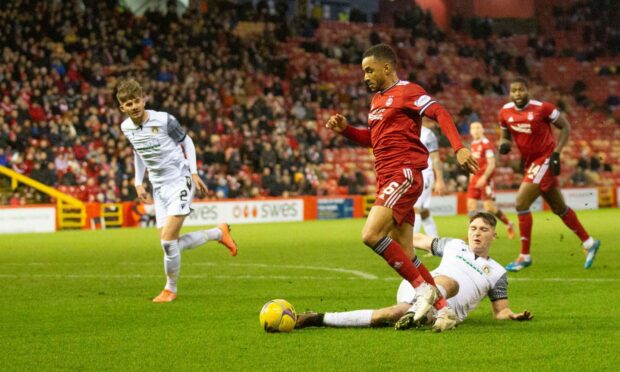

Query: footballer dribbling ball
left=259, top=299, right=297, bottom=333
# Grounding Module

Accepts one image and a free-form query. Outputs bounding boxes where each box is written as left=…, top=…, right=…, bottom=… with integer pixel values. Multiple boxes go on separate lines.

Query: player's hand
left=550, top=152, right=561, bottom=176
left=192, top=174, right=208, bottom=198
left=135, top=185, right=148, bottom=201
left=434, top=178, right=446, bottom=195
left=456, top=147, right=479, bottom=173
left=325, top=113, right=347, bottom=134
left=509, top=310, right=533, bottom=321
left=475, top=176, right=487, bottom=188
left=498, top=142, right=511, bottom=155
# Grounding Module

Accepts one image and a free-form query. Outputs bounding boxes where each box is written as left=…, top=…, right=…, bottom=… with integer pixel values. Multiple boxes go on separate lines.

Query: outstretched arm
left=424, top=104, right=478, bottom=173
left=491, top=299, right=533, bottom=321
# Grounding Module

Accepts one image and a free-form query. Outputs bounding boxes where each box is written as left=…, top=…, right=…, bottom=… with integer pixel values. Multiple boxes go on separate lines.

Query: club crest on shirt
left=482, top=265, right=491, bottom=275
left=386, top=96, right=393, bottom=106
left=527, top=112, right=534, bottom=121
left=508, top=116, right=514, bottom=122
left=151, top=127, right=160, bottom=134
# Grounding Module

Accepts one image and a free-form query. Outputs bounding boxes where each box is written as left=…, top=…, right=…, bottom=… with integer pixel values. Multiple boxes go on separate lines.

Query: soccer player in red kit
left=498, top=78, right=601, bottom=271
left=325, top=44, right=478, bottom=331
left=466, top=121, right=515, bottom=238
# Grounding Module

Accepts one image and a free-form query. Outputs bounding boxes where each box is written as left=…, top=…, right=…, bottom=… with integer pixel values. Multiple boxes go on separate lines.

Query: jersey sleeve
left=430, top=238, right=463, bottom=257
left=498, top=110, right=507, bottom=129
left=405, top=85, right=437, bottom=116
left=488, top=273, right=508, bottom=301
left=541, top=102, right=560, bottom=124
left=167, top=114, right=187, bottom=143
left=484, top=141, right=495, bottom=158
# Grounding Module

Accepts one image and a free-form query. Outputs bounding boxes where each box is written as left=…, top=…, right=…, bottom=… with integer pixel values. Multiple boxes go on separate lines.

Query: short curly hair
left=116, top=79, right=143, bottom=103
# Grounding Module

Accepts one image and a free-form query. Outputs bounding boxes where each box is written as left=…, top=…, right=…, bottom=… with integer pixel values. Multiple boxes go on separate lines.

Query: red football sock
left=518, top=210, right=532, bottom=255
left=559, top=207, right=590, bottom=242
left=495, top=209, right=511, bottom=225
left=434, top=297, right=447, bottom=310
left=374, top=237, right=425, bottom=288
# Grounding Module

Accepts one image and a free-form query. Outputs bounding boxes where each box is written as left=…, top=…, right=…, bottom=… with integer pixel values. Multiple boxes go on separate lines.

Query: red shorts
left=467, top=176, right=495, bottom=201
left=523, top=156, right=558, bottom=192
left=374, top=168, right=423, bottom=226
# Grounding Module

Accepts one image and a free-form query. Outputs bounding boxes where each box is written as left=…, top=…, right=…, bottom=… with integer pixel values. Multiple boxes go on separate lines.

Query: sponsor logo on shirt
left=510, top=123, right=532, bottom=134
left=368, top=108, right=385, bottom=121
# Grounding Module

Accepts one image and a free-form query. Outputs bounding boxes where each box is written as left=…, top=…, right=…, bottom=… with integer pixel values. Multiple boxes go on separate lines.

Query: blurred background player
left=117, top=79, right=238, bottom=302
left=325, top=44, right=478, bottom=327
left=466, top=121, right=515, bottom=239
left=296, top=212, right=532, bottom=332
left=413, top=119, right=445, bottom=239
left=498, top=78, right=601, bottom=272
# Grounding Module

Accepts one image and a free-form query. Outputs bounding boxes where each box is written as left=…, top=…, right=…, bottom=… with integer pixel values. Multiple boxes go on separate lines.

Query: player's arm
left=167, top=114, right=208, bottom=197
left=429, top=151, right=445, bottom=194
left=549, top=110, right=569, bottom=175
left=413, top=235, right=455, bottom=257
left=475, top=153, right=495, bottom=188
left=134, top=151, right=148, bottom=201
left=423, top=103, right=478, bottom=173
left=498, top=127, right=512, bottom=154
left=552, top=114, right=570, bottom=153
left=488, top=273, right=533, bottom=321
left=491, top=299, right=533, bottom=321
left=326, top=114, right=372, bottom=147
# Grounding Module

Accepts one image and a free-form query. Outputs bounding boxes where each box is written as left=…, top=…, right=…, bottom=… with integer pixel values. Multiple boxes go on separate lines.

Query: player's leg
left=154, top=214, right=186, bottom=302
left=506, top=182, right=541, bottom=272
left=296, top=303, right=411, bottom=329
left=178, top=224, right=237, bottom=256
left=541, top=187, right=600, bottom=268
left=466, top=197, right=479, bottom=214
left=363, top=206, right=427, bottom=287
left=419, top=208, right=438, bottom=238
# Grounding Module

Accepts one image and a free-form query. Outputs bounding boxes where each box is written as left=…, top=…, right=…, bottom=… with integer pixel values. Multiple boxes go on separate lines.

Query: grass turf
left=1, top=209, right=619, bottom=371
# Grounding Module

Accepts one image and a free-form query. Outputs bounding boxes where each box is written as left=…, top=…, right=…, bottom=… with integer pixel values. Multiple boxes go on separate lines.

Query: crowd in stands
left=0, top=0, right=617, bottom=206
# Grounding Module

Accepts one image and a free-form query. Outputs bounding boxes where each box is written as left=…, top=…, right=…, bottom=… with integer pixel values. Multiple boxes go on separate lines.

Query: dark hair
left=469, top=211, right=497, bottom=228
left=510, top=77, right=529, bottom=88
left=362, top=44, right=397, bottom=65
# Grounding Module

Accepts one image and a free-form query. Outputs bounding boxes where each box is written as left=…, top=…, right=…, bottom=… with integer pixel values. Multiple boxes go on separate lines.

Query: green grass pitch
left=1, top=209, right=619, bottom=371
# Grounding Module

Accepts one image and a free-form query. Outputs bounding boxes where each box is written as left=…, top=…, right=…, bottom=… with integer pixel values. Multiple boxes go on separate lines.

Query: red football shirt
left=498, top=99, right=559, bottom=165
left=471, top=137, right=495, bottom=178
left=368, top=80, right=437, bottom=177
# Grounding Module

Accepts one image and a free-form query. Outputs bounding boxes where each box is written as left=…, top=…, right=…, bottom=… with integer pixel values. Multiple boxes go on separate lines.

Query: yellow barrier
left=101, top=203, right=123, bottom=228
left=363, top=195, right=375, bottom=217
left=0, top=165, right=85, bottom=229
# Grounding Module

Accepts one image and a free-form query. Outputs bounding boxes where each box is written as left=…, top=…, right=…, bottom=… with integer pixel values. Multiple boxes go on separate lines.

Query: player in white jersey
left=295, top=212, right=532, bottom=332
left=117, top=79, right=238, bottom=303
left=413, top=120, right=445, bottom=238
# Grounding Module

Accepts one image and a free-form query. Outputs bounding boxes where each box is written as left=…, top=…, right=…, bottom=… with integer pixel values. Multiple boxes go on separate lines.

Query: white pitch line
left=3, top=262, right=378, bottom=280
left=0, top=273, right=616, bottom=283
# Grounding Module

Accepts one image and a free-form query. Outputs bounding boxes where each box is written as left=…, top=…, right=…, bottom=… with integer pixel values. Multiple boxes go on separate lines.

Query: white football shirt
left=431, top=238, right=507, bottom=321
left=121, top=110, right=189, bottom=189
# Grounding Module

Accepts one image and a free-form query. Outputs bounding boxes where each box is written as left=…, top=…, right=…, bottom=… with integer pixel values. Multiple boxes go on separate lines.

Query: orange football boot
left=217, top=223, right=238, bottom=256
left=152, top=289, right=177, bottom=303
left=506, top=222, right=515, bottom=240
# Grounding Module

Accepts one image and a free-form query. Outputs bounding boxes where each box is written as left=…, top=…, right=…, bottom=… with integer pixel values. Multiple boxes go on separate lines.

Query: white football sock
left=178, top=228, right=223, bottom=251
left=413, top=214, right=422, bottom=234
left=422, top=216, right=438, bottom=238
left=582, top=237, right=594, bottom=249
left=161, top=240, right=180, bottom=293
left=323, top=310, right=373, bottom=327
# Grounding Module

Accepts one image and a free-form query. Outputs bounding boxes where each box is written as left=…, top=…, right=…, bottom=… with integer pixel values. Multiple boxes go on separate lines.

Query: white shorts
left=413, top=170, right=434, bottom=210
left=153, top=174, right=194, bottom=228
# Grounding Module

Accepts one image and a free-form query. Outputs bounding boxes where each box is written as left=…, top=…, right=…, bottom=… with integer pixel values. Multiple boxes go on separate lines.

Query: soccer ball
left=259, top=299, right=297, bottom=333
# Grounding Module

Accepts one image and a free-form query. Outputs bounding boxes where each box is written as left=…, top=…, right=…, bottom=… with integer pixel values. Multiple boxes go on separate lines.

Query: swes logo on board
left=233, top=203, right=300, bottom=218
left=188, top=205, right=218, bottom=220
